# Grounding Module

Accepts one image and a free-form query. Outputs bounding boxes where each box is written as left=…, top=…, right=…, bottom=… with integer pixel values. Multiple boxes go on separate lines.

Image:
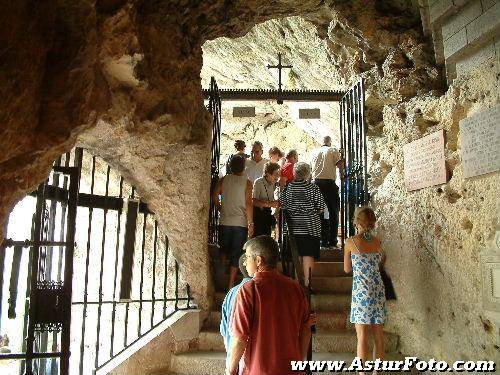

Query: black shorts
left=293, top=234, right=321, bottom=260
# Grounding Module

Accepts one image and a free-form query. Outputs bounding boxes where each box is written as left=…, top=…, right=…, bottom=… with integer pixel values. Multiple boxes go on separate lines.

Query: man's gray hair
left=243, top=236, right=278, bottom=268
left=293, top=162, right=311, bottom=181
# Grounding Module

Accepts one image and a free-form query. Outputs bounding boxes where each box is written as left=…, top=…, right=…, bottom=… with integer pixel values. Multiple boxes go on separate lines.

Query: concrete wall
left=423, top=0, right=500, bottom=80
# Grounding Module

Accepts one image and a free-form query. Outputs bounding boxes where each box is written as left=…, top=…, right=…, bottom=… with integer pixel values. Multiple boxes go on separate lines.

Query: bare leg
left=371, top=324, right=385, bottom=361
left=302, top=256, right=315, bottom=287
left=228, top=266, right=239, bottom=290
left=355, top=324, right=369, bottom=375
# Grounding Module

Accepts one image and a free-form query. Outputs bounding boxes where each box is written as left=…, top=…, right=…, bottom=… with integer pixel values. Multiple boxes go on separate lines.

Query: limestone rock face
left=0, top=0, right=324, bottom=308
left=372, top=63, right=500, bottom=361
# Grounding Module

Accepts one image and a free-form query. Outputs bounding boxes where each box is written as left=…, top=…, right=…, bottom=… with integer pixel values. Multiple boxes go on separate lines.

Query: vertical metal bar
left=124, top=302, right=129, bottom=346
left=348, top=89, right=353, bottom=236
left=151, top=221, right=158, bottom=327
left=25, top=182, right=47, bottom=375
left=339, top=99, right=345, bottom=252
left=95, top=166, right=111, bottom=369
left=138, top=212, right=147, bottom=336
left=21, top=213, right=37, bottom=375
left=361, top=79, right=368, bottom=203
left=110, top=177, right=124, bottom=357
left=57, top=152, right=71, bottom=283
left=356, top=82, right=363, bottom=205
left=186, top=284, right=191, bottom=309
left=0, top=242, right=5, bottom=331
left=163, top=236, right=169, bottom=318
left=7, top=245, right=23, bottom=318
left=174, top=260, right=179, bottom=311
left=79, top=155, right=96, bottom=375
left=40, top=157, right=61, bottom=375
left=60, top=167, right=80, bottom=375
left=120, top=200, right=139, bottom=300
left=352, top=86, right=359, bottom=211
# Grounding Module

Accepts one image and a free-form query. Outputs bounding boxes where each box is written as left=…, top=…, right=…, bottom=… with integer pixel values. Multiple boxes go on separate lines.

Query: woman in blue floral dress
left=344, top=206, right=386, bottom=374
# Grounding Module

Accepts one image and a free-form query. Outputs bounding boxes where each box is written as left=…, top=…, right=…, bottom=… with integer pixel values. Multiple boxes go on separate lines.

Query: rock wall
left=371, top=61, right=500, bottom=361
left=0, top=0, right=325, bottom=308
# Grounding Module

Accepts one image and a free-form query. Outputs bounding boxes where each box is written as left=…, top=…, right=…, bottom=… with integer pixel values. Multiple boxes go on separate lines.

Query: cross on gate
left=267, top=52, right=293, bottom=104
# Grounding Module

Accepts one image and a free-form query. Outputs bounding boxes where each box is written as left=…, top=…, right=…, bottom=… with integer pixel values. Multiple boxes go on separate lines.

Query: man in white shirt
left=310, top=136, right=344, bottom=248
left=245, top=141, right=269, bottom=184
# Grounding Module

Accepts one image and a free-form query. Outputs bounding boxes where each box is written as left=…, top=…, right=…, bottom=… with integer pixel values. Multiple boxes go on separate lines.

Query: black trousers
left=253, top=207, right=273, bottom=237
left=313, top=179, right=340, bottom=247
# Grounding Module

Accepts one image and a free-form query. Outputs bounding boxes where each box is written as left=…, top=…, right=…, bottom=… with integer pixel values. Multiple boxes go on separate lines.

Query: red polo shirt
left=230, top=271, right=310, bottom=375
left=281, top=161, right=295, bottom=184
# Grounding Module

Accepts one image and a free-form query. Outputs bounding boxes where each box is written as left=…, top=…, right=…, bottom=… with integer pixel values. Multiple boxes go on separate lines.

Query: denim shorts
left=219, top=225, right=248, bottom=267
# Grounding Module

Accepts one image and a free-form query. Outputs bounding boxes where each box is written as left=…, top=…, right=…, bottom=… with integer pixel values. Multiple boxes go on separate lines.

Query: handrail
left=280, top=209, right=314, bottom=373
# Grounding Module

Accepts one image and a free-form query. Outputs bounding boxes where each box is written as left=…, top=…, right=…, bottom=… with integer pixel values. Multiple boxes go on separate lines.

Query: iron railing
left=207, top=77, right=222, bottom=245
left=340, top=78, right=368, bottom=250
left=0, top=148, right=194, bottom=375
left=278, top=208, right=314, bottom=373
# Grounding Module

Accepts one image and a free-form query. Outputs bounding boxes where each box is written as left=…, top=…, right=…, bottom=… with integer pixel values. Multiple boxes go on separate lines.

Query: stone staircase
left=166, top=247, right=402, bottom=375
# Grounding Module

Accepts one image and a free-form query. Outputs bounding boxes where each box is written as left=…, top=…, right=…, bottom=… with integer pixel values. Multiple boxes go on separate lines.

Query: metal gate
left=207, top=77, right=222, bottom=245
left=0, top=159, right=79, bottom=374
left=339, top=78, right=369, bottom=249
left=0, top=148, right=193, bottom=375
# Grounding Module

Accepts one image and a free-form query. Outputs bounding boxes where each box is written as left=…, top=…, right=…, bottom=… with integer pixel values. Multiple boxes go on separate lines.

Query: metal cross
left=267, top=52, right=293, bottom=104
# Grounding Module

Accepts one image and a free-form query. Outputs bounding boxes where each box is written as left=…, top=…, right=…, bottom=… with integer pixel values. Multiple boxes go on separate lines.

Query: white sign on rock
left=403, top=130, right=447, bottom=191
left=460, top=105, right=500, bottom=178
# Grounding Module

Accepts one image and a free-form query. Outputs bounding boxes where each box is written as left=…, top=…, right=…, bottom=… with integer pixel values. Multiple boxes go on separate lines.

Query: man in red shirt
left=279, top=149, right=298, bottom=189
left=227, top=236, right=312, bottom=375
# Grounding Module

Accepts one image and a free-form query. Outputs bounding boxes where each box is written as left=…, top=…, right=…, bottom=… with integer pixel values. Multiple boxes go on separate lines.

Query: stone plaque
left=481, top=231, right=500, bottom=313
left=403, top=130, right=447, bottom=191
left=460, top=105, right=500, bottom=178
left=299, top=108, right=320, bottom=119
left=233, top=107, right=255, bottom=117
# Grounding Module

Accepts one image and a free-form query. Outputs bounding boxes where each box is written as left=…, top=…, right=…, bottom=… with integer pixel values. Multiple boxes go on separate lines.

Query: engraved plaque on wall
left=460, top=105, right=500, bottom=178
left=403, top=130, right=447, bottom=191
left=299, top=108, right=321, bottom=119
left=233, top=107, right=256, bottom=117
left=481, top=231, right=500, bottom=313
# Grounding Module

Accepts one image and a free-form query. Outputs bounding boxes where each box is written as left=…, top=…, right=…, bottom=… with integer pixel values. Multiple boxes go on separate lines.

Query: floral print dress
left=350, top=252, right=387, bottom=324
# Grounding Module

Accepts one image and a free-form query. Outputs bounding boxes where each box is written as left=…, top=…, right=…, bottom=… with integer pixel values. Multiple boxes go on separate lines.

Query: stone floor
left=165, top=247, right=405, bottom=375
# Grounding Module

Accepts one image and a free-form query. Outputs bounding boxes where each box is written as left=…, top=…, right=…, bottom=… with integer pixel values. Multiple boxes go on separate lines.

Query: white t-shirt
left=253, top=177, right=276, bottom=201
left=310, top=146, right=341, bottom=180
left=245, top=158, right=269, bottom=183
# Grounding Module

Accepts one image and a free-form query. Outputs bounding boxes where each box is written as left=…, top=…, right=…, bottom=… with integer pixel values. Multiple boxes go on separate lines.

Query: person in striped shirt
left=279, top=162, right=326, bottom=286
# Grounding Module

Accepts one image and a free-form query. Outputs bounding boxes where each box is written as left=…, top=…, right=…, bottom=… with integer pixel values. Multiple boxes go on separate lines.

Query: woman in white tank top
left=214, top=155, right=254, bottom=289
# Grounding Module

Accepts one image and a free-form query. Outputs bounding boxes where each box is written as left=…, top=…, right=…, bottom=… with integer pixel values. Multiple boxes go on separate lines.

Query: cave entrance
left=205, top=73, right=368, bottom=252
left=0, top=148, right=193, bottom=375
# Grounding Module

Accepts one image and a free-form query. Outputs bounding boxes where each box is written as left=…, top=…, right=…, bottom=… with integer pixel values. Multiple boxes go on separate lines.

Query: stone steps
left=312, top=275, right=352, bottom=293
left=213, top=291, right=352, bottom=312
left=168, top=350, right=413, bottom=375
left=313, top=261, right=348, bottom=277
left=203, top=309, right=353, bottom=331
left=196, top=328, right=398, bottom=353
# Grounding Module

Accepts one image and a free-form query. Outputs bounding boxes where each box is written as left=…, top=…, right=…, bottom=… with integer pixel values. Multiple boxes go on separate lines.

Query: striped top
left=279, top=180, right=326, bottom=237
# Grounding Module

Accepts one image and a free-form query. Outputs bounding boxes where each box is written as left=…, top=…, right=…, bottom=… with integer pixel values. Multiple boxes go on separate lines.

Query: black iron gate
left=207, top=77, right=222, bottom=245
left=339, top=78, right=369, bottom=249
left=0, top=148, right=193, bottom=375
left=0, top=161, right=79, bottom=374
